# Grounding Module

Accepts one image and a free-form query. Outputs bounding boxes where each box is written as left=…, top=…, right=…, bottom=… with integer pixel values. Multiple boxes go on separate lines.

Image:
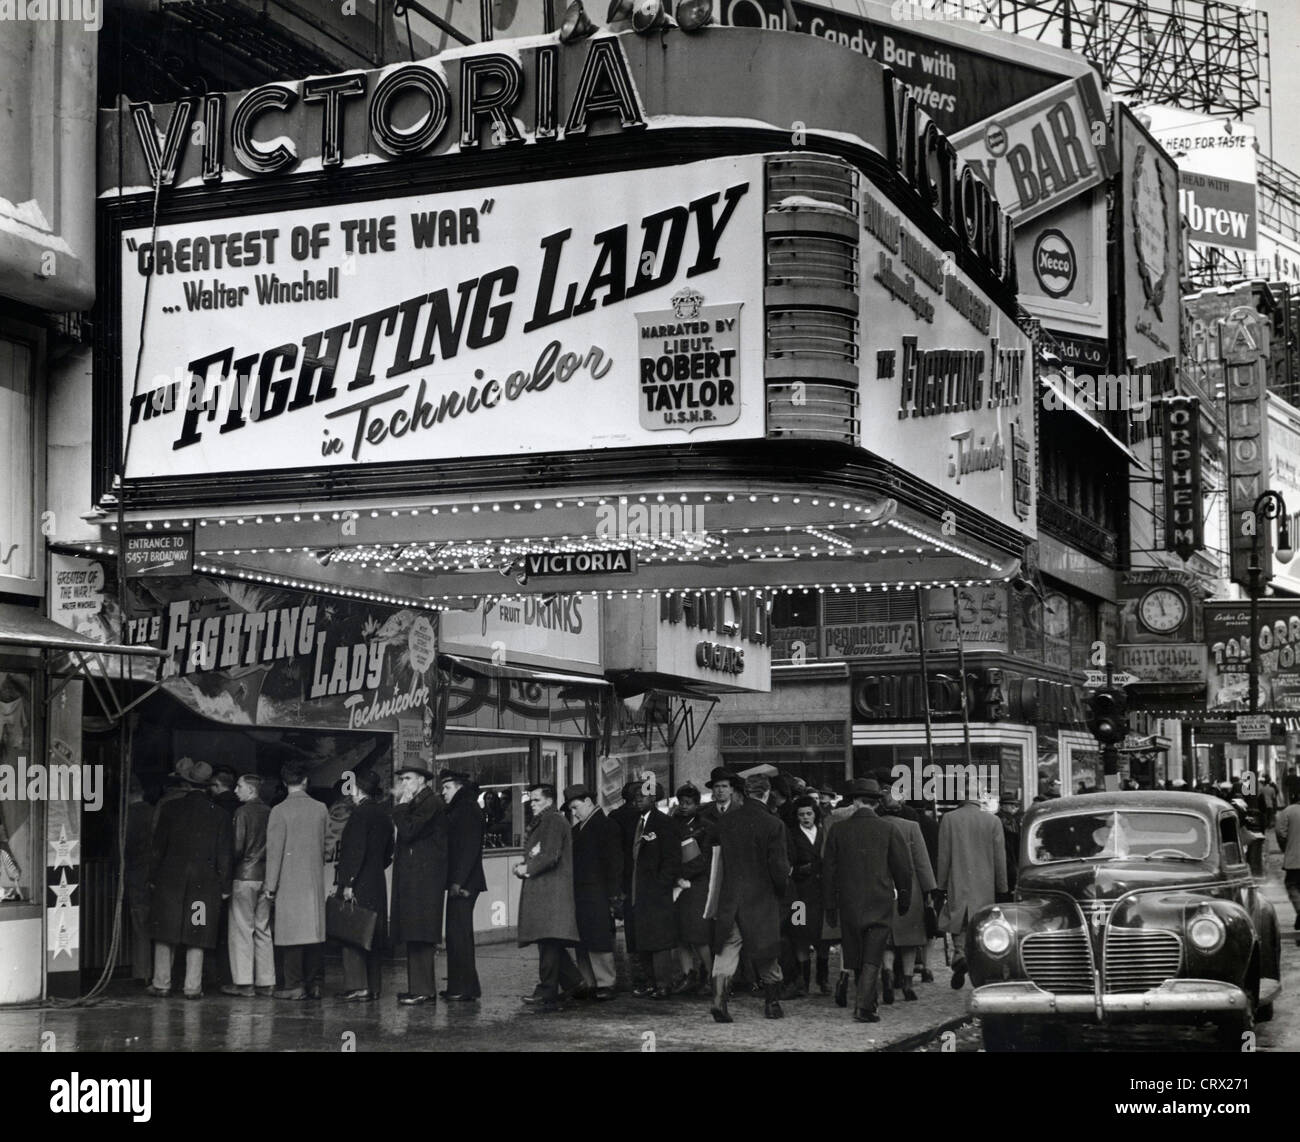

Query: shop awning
left=605, top=669, right=721, bottom=700
left=1038, top=375, right=1150, bottom=470
left=436, top=652, right=610, bottom=691
left=0, top=603, right=165, bottom=659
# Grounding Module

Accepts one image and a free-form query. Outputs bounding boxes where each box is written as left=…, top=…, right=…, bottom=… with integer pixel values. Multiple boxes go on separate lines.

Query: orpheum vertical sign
left=1161, top=397, right=1203, bottom=560
left=1220, top=289, right=1271, bottom=587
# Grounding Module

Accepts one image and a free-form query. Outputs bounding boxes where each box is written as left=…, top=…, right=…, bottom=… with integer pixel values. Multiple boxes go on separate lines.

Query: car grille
left=1103, top=928, right=1182, bottom=993
left=1021, top=929, right=1093, bottom=994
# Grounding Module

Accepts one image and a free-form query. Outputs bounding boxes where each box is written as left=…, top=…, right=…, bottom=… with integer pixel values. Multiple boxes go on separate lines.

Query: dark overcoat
left=336, top=797, right=395, bottom=943
left=391, top=785, right=449, bottom=945
left=784, top=822, right=825, bottom=944
left=673, top=809, right=713, bottom=947
left=148, top=789, right=233, bottom=949
left=607, top=799, right=640, bottom=897
left=445, top=784, right=488, bottom=896
left=822, top=806, right=913, bottom=969
left=627, top=807, right=681, bottom=953
left=710, top=797, right=790, bottom=962
left=571, top=808, right=622, bottom=953
left=517, top=806, right=580, bottom=946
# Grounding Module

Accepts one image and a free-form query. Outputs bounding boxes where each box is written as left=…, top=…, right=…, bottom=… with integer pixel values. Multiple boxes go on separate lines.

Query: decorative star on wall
left=50, top=824, right=79, bottom=870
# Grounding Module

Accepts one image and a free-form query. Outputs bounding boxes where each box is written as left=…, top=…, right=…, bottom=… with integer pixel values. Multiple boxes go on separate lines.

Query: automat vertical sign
left=1222, top=294, right=1271, bottom=587
left=637, top=288, right=742, bottom=430
left=1161, top=396, right=1203, bottom=559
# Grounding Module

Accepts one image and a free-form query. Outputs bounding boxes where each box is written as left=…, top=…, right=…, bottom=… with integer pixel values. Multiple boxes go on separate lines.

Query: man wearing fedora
left=146, top=758, right=233, bottom=999
left=440, top=768, right=486, bottom=1001
left=626, top=776, right=682, bottom=999
left=564, top=783, right=622, bottom=1000
left=822, top=778, right=913, bottom=1024
left=265, top=761, right=330, bottom=1000
left=705, top=769, right=791, bottom=1022
left=391, top=757, right=449, bottom=1005
left=515, top=783, right=583, bottom=1012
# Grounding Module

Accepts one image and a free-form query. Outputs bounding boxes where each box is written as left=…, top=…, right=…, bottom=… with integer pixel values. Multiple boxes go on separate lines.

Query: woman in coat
left=879, top=803, right=937, bottom=1002
left=391, top=759, right=449, bottom=1005
left=782, top=796, right=825, bottom=997
left=334, top=769, right=394, bottom=1001
left=671, top=784, right=713, bottom=994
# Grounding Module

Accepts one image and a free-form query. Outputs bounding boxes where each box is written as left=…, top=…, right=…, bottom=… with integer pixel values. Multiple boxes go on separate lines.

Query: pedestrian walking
left=334, top=769, right=393, bottom=1001
left=440, top=768, right=487, bottom=1001
left=516, top=784, right=583, bottom=1012
left=391, top=757, right=448, bottom=1006
left=781, top=796, right=824, bottom=999
left=671, top=783, right=714, bottom=995
left=221, top=773, right=274, bottom=998
left=564, top=783, right=622, bottom=1000
left=822, top=778, right=912, bottom=1024
left=627, top=778, right=682, bottom=998
left=1274, top=796, right=1300, bottom=945
left=995, top=790, right=1022, bottom=891
left=937, top=784, right=1008, bottom=989
left=706, top=771, right=791, bottom=1022
left=878, top=793, right=936, bottom=1003
left=1261, top=778, right=1278, bottom=832
left=123, top=775, right=155, bottom=984
left=265, top=762, right=329, bottom=1001
left=146, top=758, right=233, bottom=999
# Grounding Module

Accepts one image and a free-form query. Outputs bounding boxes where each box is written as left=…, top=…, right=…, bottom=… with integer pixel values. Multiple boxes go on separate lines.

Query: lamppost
left=1248, top=490, right=1293, bottom=780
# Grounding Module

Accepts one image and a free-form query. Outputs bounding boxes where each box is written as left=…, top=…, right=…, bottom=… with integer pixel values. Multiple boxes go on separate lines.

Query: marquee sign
left=119, top=155, right=765, bottom=480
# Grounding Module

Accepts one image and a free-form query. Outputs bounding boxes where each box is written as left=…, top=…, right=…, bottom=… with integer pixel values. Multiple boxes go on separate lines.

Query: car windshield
left=1027, top=811, right=1211, bottom=864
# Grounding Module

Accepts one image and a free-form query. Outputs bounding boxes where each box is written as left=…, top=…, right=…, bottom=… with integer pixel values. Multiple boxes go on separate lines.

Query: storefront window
left=438, top=731, right=531, bottom=848
left=856, top=743, right=1004, bottom=809
left=0, top=332, right=39, bottom=594
left=0, top=671, right=35, bottom=903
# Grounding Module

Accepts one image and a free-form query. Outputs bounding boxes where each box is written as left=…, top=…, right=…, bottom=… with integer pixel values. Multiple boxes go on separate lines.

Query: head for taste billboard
left=119, top=156, right=764, bottom=480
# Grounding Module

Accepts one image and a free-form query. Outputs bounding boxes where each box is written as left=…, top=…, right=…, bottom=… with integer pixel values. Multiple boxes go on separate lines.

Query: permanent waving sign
left=120, top=156, right=763, bottom=479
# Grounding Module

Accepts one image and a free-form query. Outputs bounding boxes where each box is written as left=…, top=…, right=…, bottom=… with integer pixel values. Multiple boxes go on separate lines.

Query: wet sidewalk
left=0, top=941, right=971, bottom=1053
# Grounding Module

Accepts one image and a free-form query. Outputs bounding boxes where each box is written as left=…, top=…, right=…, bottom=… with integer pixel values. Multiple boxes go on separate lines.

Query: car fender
left=967, top=894, right=1077, bottom=986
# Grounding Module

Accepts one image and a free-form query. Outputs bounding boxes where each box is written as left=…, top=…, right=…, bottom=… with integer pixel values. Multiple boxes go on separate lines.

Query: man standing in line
left=440, top=768, right=486, bottom=1001
left=627, top=778, right=682, bottom=999
left=1274, top=794, right=1300, bottom=946
left=391, top=757, right=448, bottom=1006
left=515, top=784, right=583, bottom=1012
left=937, top=780, right=1008, bottom=989
left=706, top=771, right=791, bottom=1022
left=565, top=784, right=622, bottom=1000
left=823, top=778, right=912, bottom=1024
left=265, top=762, right=329, bottom=1001
left=221, top=773, right=274, bottom=998
left=123, top=775, right=155, bottom=985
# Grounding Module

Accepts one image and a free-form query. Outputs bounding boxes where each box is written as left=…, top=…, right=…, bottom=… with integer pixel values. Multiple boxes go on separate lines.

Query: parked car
left=967, top=791, right=1281, bottom=1051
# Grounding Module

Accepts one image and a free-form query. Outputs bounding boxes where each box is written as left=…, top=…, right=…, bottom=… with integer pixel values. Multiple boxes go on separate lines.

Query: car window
left=1028, top=811, right=1210, bottom=864
left=1219, top=815, right=1242, bottom=865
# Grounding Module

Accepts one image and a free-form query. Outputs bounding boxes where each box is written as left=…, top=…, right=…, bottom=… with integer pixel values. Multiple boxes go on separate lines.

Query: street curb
left=880, top=1010, right=973, bottom=1052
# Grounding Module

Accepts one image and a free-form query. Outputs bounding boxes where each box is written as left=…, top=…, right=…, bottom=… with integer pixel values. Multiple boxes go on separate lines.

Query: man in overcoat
left=823, top=778, right=912, bottom=1023
left=440, top=768, right=487, bottom=1000
left=627, top=780, right=682, bottom=998
left=515, top=783, right=582, bottom=1012
left=146, top=758, right=233, bottom=999
left=391, top=757, right=448, bottom=1005
left=334, top=768, right=394, bottom=1001
left=937, top=784, right=1008, bottom=989
left=265, top=761, right=329, bottom=1000
left=565, top=784, right=622, bottom=1000
left=707, top=771, right=791, bottom=1022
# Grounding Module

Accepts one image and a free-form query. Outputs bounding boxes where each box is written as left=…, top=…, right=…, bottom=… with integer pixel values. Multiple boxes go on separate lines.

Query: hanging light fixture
left=675, top=0, right=712, bottom=30
left=560, top=0, right=597, bottom=41
left=632, top=0, right=672, bottom=32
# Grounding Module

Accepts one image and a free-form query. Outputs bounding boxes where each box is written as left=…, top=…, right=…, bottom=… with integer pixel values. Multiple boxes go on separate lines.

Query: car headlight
left=978, top=917, right=1014, bottom=957
left=1188, top=911, right=1225, bottom=953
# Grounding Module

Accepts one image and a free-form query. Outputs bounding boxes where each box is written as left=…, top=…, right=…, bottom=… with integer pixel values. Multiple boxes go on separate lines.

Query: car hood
left=1017, top=859, right=1216, bottom=900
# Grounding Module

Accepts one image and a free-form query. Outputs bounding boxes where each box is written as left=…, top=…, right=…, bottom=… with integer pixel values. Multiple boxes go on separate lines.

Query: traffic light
left=1087, top=686, right=1129, bottom=745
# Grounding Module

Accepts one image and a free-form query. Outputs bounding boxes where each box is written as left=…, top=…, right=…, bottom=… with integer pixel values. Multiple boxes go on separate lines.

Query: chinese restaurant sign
left=119, top=156, right=764, bottom=480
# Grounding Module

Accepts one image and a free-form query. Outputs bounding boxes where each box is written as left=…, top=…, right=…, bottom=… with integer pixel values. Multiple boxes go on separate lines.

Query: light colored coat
left=1275, top=803, right=1300, bottom=870
left=936, top=801, right=1008, bottom=933
left=265, top=788, right=329, bottom=946
left=884, top=813, right=937, bottom=946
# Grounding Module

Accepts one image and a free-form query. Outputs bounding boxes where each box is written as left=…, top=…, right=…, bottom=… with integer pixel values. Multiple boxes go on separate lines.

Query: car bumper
left=970, top=979, right=1250, bottom=1018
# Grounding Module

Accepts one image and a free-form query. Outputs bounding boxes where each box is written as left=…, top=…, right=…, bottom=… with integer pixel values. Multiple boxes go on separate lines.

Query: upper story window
left=0, top=323, right=44, bottom=598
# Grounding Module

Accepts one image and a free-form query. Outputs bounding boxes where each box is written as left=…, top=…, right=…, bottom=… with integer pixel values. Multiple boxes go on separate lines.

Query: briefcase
left=326, top=896, right=378, bottom=951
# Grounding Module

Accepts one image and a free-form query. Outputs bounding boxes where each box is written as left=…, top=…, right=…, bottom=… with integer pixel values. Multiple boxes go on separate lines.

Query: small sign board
left=525, top=550, right=636, bottom=578
left=1236, top=714, right=1271, bottom=742
left=1083, top=669, right=1138, bottom=688
left=122, top=526, right=194, bottom=578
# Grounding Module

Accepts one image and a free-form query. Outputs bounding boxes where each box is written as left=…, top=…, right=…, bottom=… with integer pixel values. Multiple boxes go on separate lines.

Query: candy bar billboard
left=119, top=155, right=764, bottom=479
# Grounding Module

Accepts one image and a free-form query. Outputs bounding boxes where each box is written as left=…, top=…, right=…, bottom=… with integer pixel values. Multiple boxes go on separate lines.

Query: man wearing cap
left=626, top=777, right=682, bottom=999
left=515, top=784, right=582, bottom=1012
left=706, top=771, right=792, bottom=1022
left=822, top=778, right=912, bottom=1024
left=995, top=790, right=1022, bottom=892
left=937, top=779, right=1008, bottom=990
left=146, top=758, right=233, bottom=999
left=440, top=769, right=487, bottom=1001
left=565, top=784, right=622, bottom=1000
left=391, top=757, right=449, bottom=1005
left=265, top=762, right=330, bottom=1001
